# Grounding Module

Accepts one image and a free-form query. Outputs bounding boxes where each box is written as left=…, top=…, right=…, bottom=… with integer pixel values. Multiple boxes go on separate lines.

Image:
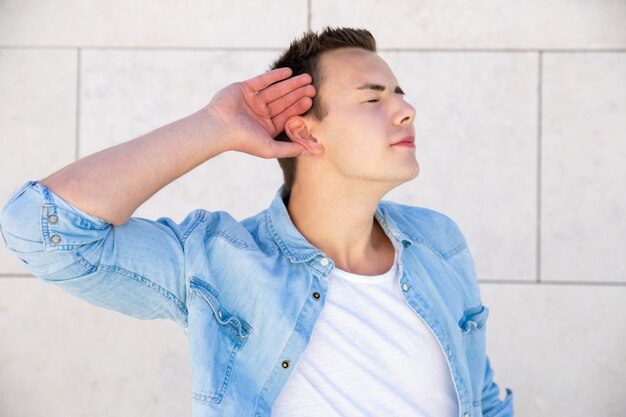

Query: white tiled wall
left=1, top=2, right=624, bottom=417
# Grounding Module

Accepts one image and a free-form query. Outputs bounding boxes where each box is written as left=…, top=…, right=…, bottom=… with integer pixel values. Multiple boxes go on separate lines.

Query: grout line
left=478, top=280, right=626, bottom=287
left=537, top=51, right=543, bottom=284
left=1, top=45, right=626, bottom=53
left=0, top=45, right=285, bottom=52
left=377, top=48, right=626, bottom=53
left=1, top=274, right=624, bottom=287
left=75, top=48, right=81, bottom=161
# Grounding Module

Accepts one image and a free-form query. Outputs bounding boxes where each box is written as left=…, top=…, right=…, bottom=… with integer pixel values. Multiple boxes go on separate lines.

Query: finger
left=244, top=67, right=293, bottom=93
left=267, top=140, right=307, bottom=159
left=258, top=72, right=313, bottom=103
left=271, top=96, right=313, bottom=133
left=267, top=84, right=316, bottom=118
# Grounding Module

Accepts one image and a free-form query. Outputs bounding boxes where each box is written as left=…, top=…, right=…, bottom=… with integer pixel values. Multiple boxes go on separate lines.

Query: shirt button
left=464, top=413, right=469, bottom=417
left=401, top=283, right=409, bottom=291
left=47, top=214, right=59, bottom=224
left=312, top=292, right=321, bottom=300
left=217, top=311, right=222, bottom=319
left=447, top=349, right=453, bottom=357
left=281, top=360, right=290, bottom=369
left=50, top=234, right=62, bottom=244
left=319, top=257, right=329, bottom=266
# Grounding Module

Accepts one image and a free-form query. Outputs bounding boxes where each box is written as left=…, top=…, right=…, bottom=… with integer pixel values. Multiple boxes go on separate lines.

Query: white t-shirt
left=272, top=249, right=459, bottom=417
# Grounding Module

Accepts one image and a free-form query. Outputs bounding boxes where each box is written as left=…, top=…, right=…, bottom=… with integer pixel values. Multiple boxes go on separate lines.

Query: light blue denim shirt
left=0, top=180, right=514, bottom=417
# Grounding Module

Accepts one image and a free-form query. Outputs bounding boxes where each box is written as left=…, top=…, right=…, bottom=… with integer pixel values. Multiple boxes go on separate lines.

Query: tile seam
left=75, top=48, right=81, bottom=161
left=1, top=45, right=625, bottom=52
left=537, top=51, right=542, bottom=284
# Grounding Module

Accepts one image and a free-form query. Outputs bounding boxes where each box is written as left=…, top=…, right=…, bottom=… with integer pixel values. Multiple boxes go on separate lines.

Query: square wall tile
left=0, top=0, right=308, bottom=48
left=0, top=277, right=191, bottom=417
left=542, top=52, right=626, bottom=283
left=312, top=0, right=626, bottom=49
left=80, top=49, right=287, bottom=222
left=481, top=283, right=626, bottom=417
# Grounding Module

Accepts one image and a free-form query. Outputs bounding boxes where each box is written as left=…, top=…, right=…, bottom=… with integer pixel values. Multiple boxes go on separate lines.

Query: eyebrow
left=356, top=83, right=405, bottom=95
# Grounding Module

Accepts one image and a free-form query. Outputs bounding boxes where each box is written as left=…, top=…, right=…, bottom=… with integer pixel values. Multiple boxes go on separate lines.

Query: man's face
left=308, top=47, right=418, bottom=186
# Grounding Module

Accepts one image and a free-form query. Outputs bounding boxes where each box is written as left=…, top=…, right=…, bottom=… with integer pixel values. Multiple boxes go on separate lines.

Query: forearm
left=39, top=107, right=230, bottom=226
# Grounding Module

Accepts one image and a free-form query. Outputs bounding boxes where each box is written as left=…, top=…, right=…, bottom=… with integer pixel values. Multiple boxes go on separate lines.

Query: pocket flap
left=189, top=276, right=251, bottom=340
left=458, top=304, right=489, bottom=334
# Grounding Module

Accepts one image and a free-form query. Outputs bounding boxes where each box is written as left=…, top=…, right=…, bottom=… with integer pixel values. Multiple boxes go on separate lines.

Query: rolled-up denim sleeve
left=482, top=355, right=514, bottom=416
left=0, top=180, right=205, bottom=328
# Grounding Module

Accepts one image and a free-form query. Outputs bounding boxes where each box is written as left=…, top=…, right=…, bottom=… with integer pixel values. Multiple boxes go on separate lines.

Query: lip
left=391, top=135, right=415, bottom=146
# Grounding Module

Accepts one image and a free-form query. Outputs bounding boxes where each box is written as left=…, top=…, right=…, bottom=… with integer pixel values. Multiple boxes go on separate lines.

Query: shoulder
left=378, top=200, right=469, bottom=260
left=178, top=207, right=274, bottom=253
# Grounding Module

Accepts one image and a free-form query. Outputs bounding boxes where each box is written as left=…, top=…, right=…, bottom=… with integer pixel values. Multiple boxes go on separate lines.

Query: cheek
left=320, top=110, right=388, bottom=161
left=327, top=136, right=385, bottom=173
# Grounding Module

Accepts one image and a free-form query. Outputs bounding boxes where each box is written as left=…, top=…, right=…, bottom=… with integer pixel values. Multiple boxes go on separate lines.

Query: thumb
left=271, top=141, right=308, bottom=158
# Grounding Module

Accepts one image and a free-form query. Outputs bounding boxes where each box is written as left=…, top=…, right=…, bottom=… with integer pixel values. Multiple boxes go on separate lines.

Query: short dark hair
left=269, top=27, right=377, bottom=199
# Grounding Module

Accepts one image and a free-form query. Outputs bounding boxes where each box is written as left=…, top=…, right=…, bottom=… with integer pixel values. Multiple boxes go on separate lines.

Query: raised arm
left=38, top=67, right=315, bottom=225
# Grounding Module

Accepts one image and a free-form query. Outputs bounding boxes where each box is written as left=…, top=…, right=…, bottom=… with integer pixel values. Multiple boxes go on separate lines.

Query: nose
left=393, top=97, right=416, bottom=126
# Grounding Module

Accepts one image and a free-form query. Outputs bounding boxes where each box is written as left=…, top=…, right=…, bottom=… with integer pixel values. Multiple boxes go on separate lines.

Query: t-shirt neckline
left=331, top=249, right=398, bottom=284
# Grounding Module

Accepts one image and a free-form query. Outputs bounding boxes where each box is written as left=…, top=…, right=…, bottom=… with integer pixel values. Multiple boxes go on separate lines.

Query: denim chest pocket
left=187, top=276, right=252, bottom=404
left=458, top=304, right=490, bottom=407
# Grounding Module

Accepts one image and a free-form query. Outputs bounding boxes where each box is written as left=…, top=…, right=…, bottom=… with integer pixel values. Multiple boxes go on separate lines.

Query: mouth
left=391, top=135, right=415, bottom=147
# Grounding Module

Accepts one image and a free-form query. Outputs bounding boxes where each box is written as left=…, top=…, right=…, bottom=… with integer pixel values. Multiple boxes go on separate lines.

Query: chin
left=400, top=161, right=420, bottom=181
left=389, top=169, right=419, bottom=187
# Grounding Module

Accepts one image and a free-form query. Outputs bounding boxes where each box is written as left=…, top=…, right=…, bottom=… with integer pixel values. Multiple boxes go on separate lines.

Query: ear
left=284, top=116, right=324, bottom=156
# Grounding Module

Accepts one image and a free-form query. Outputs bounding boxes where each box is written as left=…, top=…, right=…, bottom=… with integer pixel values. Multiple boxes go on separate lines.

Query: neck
left=285, top=179, right=396, bottom=275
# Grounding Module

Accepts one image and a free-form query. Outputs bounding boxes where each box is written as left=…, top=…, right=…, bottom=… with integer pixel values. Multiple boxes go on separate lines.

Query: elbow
left=0, top=182, right=46, bottom=251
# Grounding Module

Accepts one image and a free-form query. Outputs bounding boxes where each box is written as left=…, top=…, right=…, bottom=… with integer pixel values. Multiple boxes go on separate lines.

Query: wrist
left=194, top=105, right=234, bottom=154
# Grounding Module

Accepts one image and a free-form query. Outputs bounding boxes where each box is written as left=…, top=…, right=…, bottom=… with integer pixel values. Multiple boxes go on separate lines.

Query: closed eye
left=366, top=99, right=379, bottom=103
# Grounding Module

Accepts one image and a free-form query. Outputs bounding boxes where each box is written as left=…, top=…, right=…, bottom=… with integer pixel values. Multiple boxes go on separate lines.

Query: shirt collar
left=267, top=184, right=414, bottom=271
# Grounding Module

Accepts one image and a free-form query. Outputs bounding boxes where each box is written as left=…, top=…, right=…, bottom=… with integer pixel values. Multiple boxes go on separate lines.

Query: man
left=0, top=27, right=513, bottom=417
